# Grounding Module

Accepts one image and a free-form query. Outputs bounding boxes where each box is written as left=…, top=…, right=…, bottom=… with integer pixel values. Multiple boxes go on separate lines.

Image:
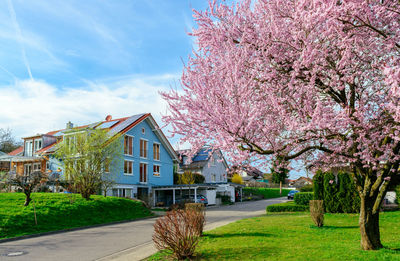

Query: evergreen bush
left=294, top=192, right=314, bottom=206
left=313, top=171, right=360, bottom=213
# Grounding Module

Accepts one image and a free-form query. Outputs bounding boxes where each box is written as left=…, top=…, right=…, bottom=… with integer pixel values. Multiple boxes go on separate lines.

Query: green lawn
left=0, top=192, right=152, bottom=239
left=149, top=211, right=400, bottom=261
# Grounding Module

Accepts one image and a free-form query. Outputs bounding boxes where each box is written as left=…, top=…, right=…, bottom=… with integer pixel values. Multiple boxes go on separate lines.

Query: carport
left=152, top=184, right=218, bottom=207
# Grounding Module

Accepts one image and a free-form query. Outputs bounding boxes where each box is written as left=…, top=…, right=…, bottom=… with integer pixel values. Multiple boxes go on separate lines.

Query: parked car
left=176, top=194, right=208, bottom=206
left=287, top=190, right=299, bottom=200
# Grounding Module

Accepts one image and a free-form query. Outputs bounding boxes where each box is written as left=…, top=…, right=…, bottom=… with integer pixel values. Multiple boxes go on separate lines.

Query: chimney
left=66, top=121, right=74, bottom=129
left=105, top=115, right=112, bottom=121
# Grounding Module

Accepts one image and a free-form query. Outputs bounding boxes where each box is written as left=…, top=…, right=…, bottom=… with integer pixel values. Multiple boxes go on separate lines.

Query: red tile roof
left=8, top=146, right=23, bottom=156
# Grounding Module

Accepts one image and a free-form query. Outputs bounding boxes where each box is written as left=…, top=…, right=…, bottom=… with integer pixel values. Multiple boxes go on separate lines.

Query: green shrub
left=294, top=192, right=314, bottom=206
left=395, top=186, right=400, bottom=204
left=313, top=170, right=324, bottom=200
left=243, top=188, right=290, bottom=199
left=300, top=184, right=313, bottom=192
left=266, top=202, right=308, bottom=212
left=313, top=171, right=360, bottom=213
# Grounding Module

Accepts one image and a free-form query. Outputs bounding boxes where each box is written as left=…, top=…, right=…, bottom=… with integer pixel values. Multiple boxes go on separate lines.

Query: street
left=0, top=197, right=286, bottom=261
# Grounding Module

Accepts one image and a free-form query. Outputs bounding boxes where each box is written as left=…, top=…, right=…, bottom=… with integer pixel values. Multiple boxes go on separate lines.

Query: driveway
left=0, top=197, right=286, bottom=261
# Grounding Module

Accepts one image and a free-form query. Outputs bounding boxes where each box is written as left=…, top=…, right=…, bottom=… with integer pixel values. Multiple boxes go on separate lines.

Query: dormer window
left=34, top=139, right=42, bottom=151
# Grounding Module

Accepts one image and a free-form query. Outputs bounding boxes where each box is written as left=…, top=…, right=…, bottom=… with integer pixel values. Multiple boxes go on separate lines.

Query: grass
left=0, top=192, right=153, bottom=239
left=148, top=211, right=400, bottom=261
left=242, top=187, right=291, bottom=199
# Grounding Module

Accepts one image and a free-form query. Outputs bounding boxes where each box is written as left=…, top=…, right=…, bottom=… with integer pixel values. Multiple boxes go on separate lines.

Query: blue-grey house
left=5, top=113, right=179, bottom=202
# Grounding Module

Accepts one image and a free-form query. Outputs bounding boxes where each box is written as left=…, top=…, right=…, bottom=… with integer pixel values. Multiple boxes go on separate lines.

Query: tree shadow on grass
left=310, top=225, right=359, bottom=230
left=204, top=232, right=273, bottom=238
left=383, top=246, right=400, bottom=252
left=194, top=246, right=276, bottom=260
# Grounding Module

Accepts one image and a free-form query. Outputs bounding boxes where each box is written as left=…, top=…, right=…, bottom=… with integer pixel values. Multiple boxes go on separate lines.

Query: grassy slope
left=149, top=211, right=400, bottom=261
left=0, top=193, right=152, bottom=239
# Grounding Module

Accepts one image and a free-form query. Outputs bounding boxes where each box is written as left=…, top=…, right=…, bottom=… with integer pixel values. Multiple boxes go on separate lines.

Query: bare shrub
left=310, top=200, right=324, bottom=227
left=153, top=209, right=203, bottom=260
left=185, top=203, right=206, bottom=236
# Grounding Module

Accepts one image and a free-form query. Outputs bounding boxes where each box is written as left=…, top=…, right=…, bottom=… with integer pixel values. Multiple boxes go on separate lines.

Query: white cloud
left=0, top=74, right=180, bottom=140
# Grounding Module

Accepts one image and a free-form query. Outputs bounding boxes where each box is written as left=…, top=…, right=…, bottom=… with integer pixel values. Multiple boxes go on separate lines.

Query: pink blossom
left=329, top=180, right=334, bottom=185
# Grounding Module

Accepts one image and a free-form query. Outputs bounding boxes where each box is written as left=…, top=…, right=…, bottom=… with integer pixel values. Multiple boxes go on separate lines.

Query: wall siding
left=201, top=152, right=227, bottom=183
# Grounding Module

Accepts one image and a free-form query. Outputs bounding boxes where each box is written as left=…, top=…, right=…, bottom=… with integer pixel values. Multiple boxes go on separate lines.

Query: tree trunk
left=359, top=196, right=383, bottom=250
left=279, top=181, right=282, bottom=195
left=24, top=192, right=32, bottom=206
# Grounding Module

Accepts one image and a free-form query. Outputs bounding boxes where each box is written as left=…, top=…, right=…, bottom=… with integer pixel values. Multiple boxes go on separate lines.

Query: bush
left=310, top=200, right=324, bottom=227
left=266, top=201, right=308, bottom=212
left=396, top=186, right=400, bottom=204
left=185, top=203, right=206, bottom=236
left=313, top=171, right=360, bottom=213
left=294, top=192, right=314, bottom=206
left=300, top=184, right=313, bottom=192
left=243, top=188, right=291, bottom=199
left=174, top=173, right=205, bottom=184
left=153, top=210, right=203, bottom=260
left=232, top=173, right=243, bottom=184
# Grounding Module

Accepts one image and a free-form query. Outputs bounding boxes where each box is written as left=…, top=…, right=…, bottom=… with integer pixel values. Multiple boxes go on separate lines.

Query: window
left=124, top=135, right=133, bottom=155
left=46, top=162, right=50, bottom=170
left=33, top=163, right=41, bottom=171
left=153, top=165, right=160, bottom=177
left=25, top=140, right=33, bottom=156
left=140, top=139, right=148, bottom=158
left=34, top=139, right=42, bottom=151
left=211, top=174, right=216, bottom=182
left=24, top=164, right=32, bottom=175
left=124, top=161, right=133, bottom=175
left=140, top=163, right=147, bottom=183
left=153, top=143, right=160, bottom=161
left=112, top=188, right=132, bottom=198
left=142, top=128, right=145, bottom=134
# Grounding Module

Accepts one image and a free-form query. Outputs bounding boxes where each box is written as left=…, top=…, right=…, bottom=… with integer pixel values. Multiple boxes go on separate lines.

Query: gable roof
left=29, top=113, right=179, bottom=162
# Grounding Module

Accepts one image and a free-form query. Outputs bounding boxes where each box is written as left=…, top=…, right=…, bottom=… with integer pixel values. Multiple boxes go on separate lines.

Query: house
left=289, top=176, right=313, bottom=189
left=1, top=113, right=179, bottom=203
left=177, top=147, right=228, bottom=183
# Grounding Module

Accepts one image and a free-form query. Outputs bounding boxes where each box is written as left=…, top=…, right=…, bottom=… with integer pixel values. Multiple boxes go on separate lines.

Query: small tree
left=8, top=171, right=47, bottom=206
left=55, top=128, right=122, bottom=200
left=178, top=171, right=196, bottom=200
left=231, top=173, right=243, bottom=185
left=270, top=160, right=289, bottom=195
left=0, top=128, right=20, bottom=153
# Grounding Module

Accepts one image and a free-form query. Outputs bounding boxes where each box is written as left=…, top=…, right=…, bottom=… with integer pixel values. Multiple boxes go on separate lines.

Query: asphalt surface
left=0, top=197, right=287, bottom=261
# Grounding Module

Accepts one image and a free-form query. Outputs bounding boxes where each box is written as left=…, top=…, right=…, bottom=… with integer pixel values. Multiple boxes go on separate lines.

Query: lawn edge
left=0, top=214, right=156, bottom=243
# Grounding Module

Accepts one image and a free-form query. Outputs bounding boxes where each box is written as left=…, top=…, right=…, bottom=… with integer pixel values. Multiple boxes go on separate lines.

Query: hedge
left=313, top=171, right=360, bottom=213
left=243, top=188, right=291, bottom=199
left=396, top=185, right=400, bottom=204
left=266, top=202, right=308, bottom=212
left=294, top=192, right=314, bottom=206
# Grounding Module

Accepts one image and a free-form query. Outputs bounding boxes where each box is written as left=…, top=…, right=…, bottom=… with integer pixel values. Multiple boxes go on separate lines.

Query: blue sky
left=0, top=0, right=305, bottom=178
left=0, top=0, right=208, bottom=138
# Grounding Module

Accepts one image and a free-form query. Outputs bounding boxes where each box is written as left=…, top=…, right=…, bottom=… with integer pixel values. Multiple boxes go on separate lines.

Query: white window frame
left=33, top=163, right=41, bottom=171
left=124, top=135, right=134, bottom=156
left=124, top=160, right=134, bottom=175
left=153, top=142, right=160, bottom=161
left=140, top=139, right=148, bottom=159
left=153, top=164, right=161, bottom=177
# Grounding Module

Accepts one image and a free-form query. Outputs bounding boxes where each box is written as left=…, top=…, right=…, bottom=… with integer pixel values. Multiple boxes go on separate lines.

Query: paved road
left=0, top=197, right=286, bottom=261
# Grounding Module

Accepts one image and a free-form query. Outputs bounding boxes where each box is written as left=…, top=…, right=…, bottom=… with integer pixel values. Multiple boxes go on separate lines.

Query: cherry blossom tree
left=162, top=0, right=400, bottom=250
